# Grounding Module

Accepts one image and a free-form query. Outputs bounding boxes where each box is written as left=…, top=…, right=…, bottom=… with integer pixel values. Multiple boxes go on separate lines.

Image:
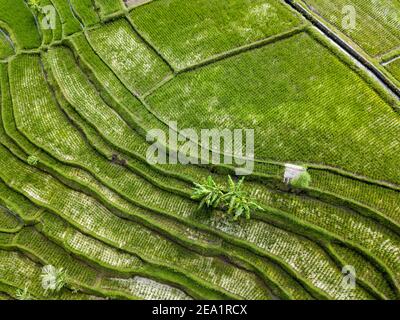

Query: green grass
left=331, top=243, right=397, bottom=300
left=0, top=144, right=272, bottom=300
left=0, top=0, right=399, bottom=300
left=70, top=0, right=99, bottom=27
left=19, top=224, right=192, bottom=300
left=310, top=169, right=400, bottom=225
left=0, top=248, right=91, bottom=299
left=3, top=53, right=364, bottom=302
left=386, top=58, right=400, bottom=83
left=300, top=0, right=400, bottom=56
left=0, top=205, right=21, bottom=232
left=0, top=142, right=372, bottom=299
left=45, top=46, right=150, bottom=154
left=67, top=32, right=158, bottom=128
left=0, top=111, right=312, bottom=300
left=11, top=53, right=197, bottom=221
left=6, top=54, right=306, bottom=298
left=0, top=179, right=204, bottom=299
left=28, top=0, right=57, bottom=46
left=27, top=47, right=400, bottom=298
left=0, top=61, right=273, bottom=299
left=146, top=31, right=400, bottom=185
left=94, top=0, right=124, bottom=19
left=86, top=18, right=172, bottom=95
left=0, top=0, right=41, bottom=49
left=1, top=55, right=319, bottom=300
left=0, top=181, right=43, bottom=223
left=129, top=0, right=303, bottom=70
left=49, top=0, right=82, bottom=36
left=251, top=184, right=400, bottom=284
left=0, top=31, right=14, bottom=59
left=66, top=28, right=400, bottom=214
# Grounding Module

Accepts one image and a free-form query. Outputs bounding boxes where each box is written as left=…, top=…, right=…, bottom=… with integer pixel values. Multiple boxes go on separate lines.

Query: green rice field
left=0, top=0, right=398, bottom=301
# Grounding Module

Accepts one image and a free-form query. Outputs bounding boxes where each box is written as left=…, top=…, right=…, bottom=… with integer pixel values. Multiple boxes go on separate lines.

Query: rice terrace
left=0, top=0, right=399, bottom=302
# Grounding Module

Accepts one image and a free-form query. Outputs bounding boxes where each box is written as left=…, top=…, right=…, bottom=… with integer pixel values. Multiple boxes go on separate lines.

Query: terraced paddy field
left=295, top=0, right=400, bottom=95
left=0, top=0, right=399, bottom=301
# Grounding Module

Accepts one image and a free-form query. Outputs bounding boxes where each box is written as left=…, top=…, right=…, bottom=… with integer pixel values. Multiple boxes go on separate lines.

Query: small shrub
left=291, top=171, right=312, bottom=188
left=27, top=155, right=39, bottom=166
left=41, top=265, right=67, bottom=295
left=16, top=285, right=33, bottom=300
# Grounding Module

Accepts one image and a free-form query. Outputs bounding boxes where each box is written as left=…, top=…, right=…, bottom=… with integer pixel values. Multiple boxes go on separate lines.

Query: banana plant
left=221, top=176, right=264, bottom=221
left=191, top=176, right=224, bottom=209
left=192, top=175, right=263, bottom=221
